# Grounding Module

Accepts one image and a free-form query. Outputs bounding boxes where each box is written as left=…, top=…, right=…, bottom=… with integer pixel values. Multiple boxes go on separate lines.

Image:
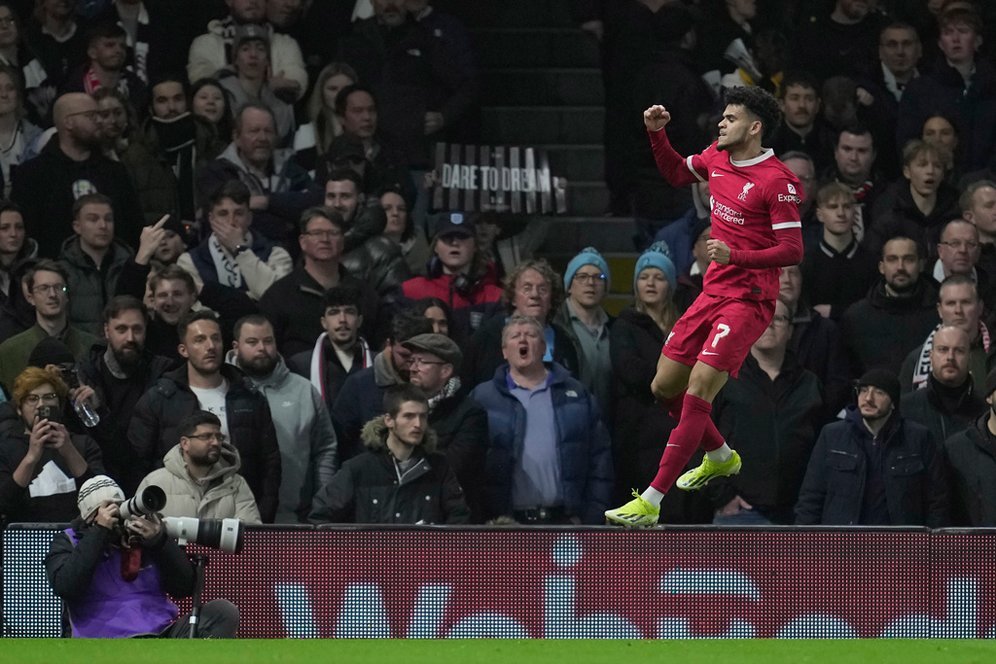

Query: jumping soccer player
left=605, top=87, right=803, bottom=527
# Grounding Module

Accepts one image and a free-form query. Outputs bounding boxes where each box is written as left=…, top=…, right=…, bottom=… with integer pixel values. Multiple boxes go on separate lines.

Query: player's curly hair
left=723, top=86, right=782, bottom=141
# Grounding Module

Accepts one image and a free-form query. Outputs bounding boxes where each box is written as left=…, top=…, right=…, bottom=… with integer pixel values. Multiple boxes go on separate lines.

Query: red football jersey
left=649, top=129, right=803, bottom=302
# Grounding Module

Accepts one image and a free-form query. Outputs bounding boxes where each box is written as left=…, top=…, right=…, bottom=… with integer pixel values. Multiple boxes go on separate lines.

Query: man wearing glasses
left=135, top=411, right=260, bottom=523
left=0, top=260, right=98, bottom=393
left=10, top=93, right=143, bottom=258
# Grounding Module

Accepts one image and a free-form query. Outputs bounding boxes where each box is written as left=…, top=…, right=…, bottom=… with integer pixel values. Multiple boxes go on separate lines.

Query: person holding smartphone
left=0, top=366, right=104, bottom=525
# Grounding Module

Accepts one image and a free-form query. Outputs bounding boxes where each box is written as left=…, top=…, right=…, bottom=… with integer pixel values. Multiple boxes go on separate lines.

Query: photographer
left=0, top=367, right=103, bottom=524
left=46, top=475, right=240, bottom=638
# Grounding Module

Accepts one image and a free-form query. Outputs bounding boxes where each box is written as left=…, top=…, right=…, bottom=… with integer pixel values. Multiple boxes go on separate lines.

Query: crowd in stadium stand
left=2, top=0, right=996, bottom=533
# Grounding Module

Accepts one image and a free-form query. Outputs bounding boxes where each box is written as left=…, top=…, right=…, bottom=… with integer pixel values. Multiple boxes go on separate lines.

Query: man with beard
left=900, top=324, right=985, bottom=446
left=769, top=72, right=835, bottom=173
left=10, top=93, right=143, bottom=257
left=128, top=309, right=280, bottom=521
left=77, top=296, right=172, bottom=492
left=136, top=411, right=261, bottom=522
left=61, top=22, right=147, bottom=113
left=228, top=314, right=336, bottom=523
left=796, top=368, right=947, bottom=526
left=840, top=236, right=939, bottom=376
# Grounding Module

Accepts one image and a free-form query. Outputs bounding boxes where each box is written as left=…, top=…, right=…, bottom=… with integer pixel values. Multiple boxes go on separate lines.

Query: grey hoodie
left=227, top=351, right=338, bottom=523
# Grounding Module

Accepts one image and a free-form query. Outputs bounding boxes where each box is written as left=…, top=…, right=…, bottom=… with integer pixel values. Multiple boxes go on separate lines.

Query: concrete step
left=473, top=28, right=600, bottom=68
left=437, top=0, right=575, bottom=27
left=543, top=144, right=604, bottom=182
left=542, top=216, right=635, bottom=254
left=482, top=68, right=604, bottom=106
left=481, top=106, right=604, bottom=144
left=567, top=180, right=610, bottom=217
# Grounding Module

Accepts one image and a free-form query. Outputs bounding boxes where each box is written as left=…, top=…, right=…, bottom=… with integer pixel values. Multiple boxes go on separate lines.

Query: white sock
left=706, top=443, right=733, bottom=463
left=640, top=486, right=665, bottom=507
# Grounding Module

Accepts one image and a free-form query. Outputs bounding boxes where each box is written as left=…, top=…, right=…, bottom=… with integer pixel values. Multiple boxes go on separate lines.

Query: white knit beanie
left=77, top=475, right=125, bottom=521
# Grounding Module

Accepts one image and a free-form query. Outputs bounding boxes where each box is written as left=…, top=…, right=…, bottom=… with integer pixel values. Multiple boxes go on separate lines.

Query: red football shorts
left=661, top=293, right=775, bottom=378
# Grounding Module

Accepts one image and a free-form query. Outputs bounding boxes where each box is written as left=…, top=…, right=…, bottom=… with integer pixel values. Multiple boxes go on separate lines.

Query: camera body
left=116, top=485, right=245, bottom=554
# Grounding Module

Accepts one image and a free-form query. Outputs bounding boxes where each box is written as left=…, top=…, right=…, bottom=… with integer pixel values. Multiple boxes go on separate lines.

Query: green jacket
left=59, top=236, right=133, bottom=336
left=0, top=324, right=99, bottom=393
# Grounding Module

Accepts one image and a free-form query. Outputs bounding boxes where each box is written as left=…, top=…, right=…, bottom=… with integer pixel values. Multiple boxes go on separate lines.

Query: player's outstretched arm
left=726, top=227, right=804, bottom=268
left=645, top=104, right=701, bottom=188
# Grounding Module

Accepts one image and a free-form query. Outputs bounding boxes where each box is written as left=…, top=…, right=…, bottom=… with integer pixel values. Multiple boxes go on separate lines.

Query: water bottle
left=74, top=398, right=100, bottom=428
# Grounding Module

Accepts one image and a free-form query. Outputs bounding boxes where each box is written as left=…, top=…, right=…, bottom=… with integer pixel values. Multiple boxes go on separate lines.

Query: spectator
left=769, top=71, right=834, bottom=173
left=961, top=180, right=996, bottom=277
left=402, top=332, right=487, bottom=522
left=61, top=21, right=146, bottom=113
left=795, top=368, right=948, bottom=527
left=316, top=84, right=412, bottom=202
left=922, top=113, right=959, bottom=181
left=674, top=220, right=709, bottom=313
left=380, top=185, right=429, bottom=276
left=190, top=77, right=233, bottom=143
left=91, top=86, right=133, bottom=160
left=58, top=193, right=134, bottom=336
left=463, top=258, right=580, bottom=387
left=146, top=265, right=197, bottom=361
left=195, top=102, right=320, bottom=246
left=791, top=0, right=885, bottom=84
left=398, top=211, right=502, bottom=343
left=25, top=0, right=87, bottom=97
left=0, top=365, right=103, bottom=524
left=473, top=211, right=550, bottom=283
left=854, top=21, right=922, bottom=179
left=900, top=324, right=985, bottom=445
left=866, top=140, right=960, bottom=258
left=127, top=309, right=281, bottom=522
left=823, top=124, right=883, bottom=243
left=227, top=314, right=337, bottom=523
left=338, top=0, right=475, bottom=170
left=76, top=296, right=172, bottom=491
left=258, top=205, right=378, bottom=357
left=695, top=0, right=756, bottom=81
left=899, top=274, right=989, bottom=395
left=801, top=182, right=878, bottom=320
left=177, top=179, right=292, bottom=303
left=293, top=61, right=356, bottom=175
left=331, top=308, right=431, bottom=461
left=930, top=218, right=995, bottom=311
left=217, top=25, right=294, bottom=146
left=943, top=367, right=996, bottom=526
left=553, top=246, right=613, bottom=414
left=840, top=236, right=939, bottom=375
left=310, top=383, right=469, bottom=524
left=779, top=265, right=850, bottom=418
left=897, top=4, right=996, bottom=173
left=471, top=314, right=612, bottom=525
left=136, top=410, right=261, bottom=523
left=781, top=151, right=817, bottom=229
left=131, top=75, right=224, bottom=229
left=0, top=201, right=39, bottom=342
left=709, top=298, right=824, bottom=525
left=0, top=260, right=98, bottom=392
left=187, top=0, right=307, bottom=102
left=609, top=244, right=710, bottom=522
left=10, top=92, right=144, bottom=257
left=46, top=474, right=239, bottom=638
left=412, top=296, right=450, bottom=336
left=92, top=0, right=174, bottom=85
left=324, top=169, right=410, bottom=295
left=0, top=63, right=42, bottom=197
left=287, top=284, right=373, bottom=414
left=0, top=2, right=48, bottom=126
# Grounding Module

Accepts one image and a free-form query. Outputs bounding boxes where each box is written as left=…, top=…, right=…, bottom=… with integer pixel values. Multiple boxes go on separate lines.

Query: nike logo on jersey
left=701, top=350, right=719, bottom=356
left=711, top=170, right=724, bottom=177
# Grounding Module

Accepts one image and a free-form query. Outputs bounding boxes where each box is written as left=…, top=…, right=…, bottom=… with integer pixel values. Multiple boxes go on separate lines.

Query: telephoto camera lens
left=118, top=485, right=167, bottom=520
left=163, top=517, right=245, bottom=554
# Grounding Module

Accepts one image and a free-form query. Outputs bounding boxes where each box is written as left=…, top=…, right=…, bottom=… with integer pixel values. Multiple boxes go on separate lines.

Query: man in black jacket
left=796, top=368, right=948, bottom=526
left=403, top=332, right=487, bottom=522
left=944, top=368, right=996, bottom=526
left=900, top=325, right=986, bottom=447
left=127, top=309, right=280, bottom=522
left=77, top=296, right=174, bottom=492
left=709, top=299, right=824, bottom=525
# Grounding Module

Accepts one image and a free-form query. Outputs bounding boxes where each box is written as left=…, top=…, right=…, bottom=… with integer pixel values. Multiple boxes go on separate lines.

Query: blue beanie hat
left=633, top=241, right=677, bottom=291
left=564, top=246, right=610, bottom=290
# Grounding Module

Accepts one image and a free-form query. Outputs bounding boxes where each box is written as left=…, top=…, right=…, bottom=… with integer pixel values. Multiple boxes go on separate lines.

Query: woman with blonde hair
left=293, top=62, right=357, bottom=174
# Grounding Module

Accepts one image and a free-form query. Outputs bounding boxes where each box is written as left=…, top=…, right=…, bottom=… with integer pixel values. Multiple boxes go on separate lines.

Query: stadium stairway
left=438, top=0, right=638, bottom=315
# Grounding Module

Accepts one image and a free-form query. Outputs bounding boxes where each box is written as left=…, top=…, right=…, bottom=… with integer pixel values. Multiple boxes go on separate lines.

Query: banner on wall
left=5, top=526, right=996, bottom=639
left=431, top=144, right=568, bottom=214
